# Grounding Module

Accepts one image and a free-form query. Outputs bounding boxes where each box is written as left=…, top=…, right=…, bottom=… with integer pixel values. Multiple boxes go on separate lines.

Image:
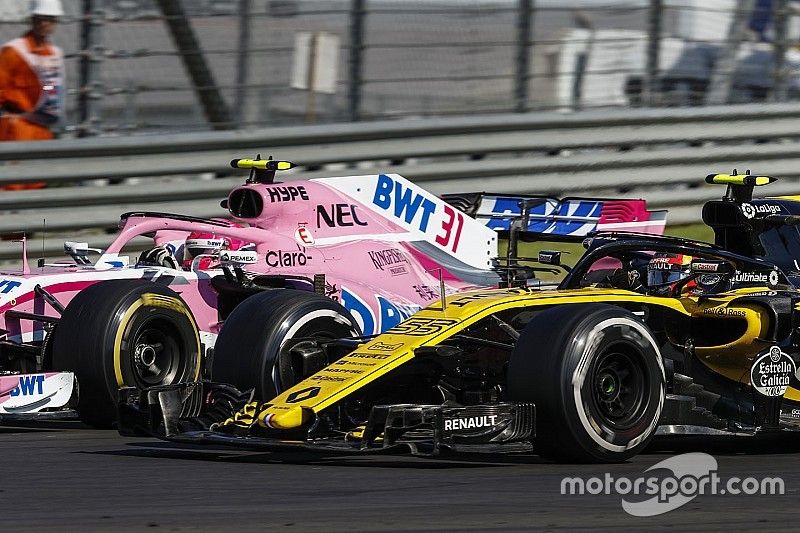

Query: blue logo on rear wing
left=476, top=196, right=604, bottom=237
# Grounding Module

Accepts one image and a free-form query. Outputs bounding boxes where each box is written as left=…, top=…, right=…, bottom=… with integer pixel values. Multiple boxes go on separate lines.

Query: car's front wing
left=0, top=371, right=77, bottom=422
left=118, top=382, right=536, bottom=456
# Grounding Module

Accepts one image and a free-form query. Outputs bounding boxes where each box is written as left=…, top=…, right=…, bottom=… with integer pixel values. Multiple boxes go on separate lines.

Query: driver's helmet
left=182, top=219, right=248, bottom=270
left=647, top=253, right=693, bottom=296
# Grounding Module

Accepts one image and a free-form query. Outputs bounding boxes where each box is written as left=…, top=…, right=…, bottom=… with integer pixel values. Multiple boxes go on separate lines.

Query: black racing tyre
left=508, top=304, right=664, bottom=463
left=211, top=289, right=361, bottom=400
left=51, top=280, right=201, bottom=428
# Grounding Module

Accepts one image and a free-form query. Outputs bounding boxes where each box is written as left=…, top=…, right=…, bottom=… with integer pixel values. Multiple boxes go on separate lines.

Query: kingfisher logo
left=368, top=248, right=409, bottom=271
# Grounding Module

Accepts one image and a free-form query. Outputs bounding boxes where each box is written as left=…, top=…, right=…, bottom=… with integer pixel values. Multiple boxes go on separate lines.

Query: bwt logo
left=0, top=280, right=22, bottom=294
left=372, top=174, right=437, bottom=232
left=10, top=375, right=45, bottom=397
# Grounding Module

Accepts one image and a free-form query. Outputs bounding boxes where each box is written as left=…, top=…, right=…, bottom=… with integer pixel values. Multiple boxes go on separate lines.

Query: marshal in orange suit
left=0, top=0, right=65, bottom=190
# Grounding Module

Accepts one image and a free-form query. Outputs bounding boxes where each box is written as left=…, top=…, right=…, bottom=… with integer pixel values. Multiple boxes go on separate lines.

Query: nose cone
left=259, top=406, right=310, bottom=430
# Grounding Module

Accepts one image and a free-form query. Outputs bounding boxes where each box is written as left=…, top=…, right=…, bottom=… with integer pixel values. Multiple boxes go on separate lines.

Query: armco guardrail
left=3, top=102, right=800, bottom=261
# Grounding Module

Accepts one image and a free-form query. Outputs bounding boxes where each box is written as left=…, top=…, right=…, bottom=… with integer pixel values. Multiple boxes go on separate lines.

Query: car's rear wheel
left=507, top=303, right=664, bottom=463
left=51, top=280, right=201, bottom=428
left=211, top=289, right=361, bottom=400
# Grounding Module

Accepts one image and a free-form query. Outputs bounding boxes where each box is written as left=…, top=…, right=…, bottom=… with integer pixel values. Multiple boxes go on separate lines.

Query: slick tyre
left=52, top=280, right=201, bottom=428
left=211, top=289, right=361, bottom=400
left=508, top=304, right=664, bottom=463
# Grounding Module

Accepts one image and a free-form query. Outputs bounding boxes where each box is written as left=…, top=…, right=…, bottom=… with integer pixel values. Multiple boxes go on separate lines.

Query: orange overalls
left=0, top=32, right=64, bottom=190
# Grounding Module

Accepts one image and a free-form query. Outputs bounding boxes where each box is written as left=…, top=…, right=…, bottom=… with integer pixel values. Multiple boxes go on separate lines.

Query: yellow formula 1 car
left=120, top=174, right=800, bottom=463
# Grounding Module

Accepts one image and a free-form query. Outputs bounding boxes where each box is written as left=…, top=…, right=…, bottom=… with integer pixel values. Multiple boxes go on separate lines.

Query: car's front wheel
left=507, top=303, right=664, bottom=463
left=211, top=289, right=361, bottom=400
left=51, top=280, right=201, bottom=428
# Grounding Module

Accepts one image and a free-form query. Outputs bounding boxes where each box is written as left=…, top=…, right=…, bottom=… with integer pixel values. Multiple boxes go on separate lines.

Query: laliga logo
left=741, top=203, right=781, bottom=219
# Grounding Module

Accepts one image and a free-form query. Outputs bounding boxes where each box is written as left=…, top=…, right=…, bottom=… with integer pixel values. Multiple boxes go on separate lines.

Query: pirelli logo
left=140, top=294, right=185, bottom=313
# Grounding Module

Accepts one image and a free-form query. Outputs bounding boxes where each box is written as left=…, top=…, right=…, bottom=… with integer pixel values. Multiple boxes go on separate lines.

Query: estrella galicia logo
left=750, top=346, right=795, bottom=397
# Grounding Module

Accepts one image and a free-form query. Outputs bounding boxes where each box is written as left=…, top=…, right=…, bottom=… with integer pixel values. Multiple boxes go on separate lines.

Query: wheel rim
left=587, top=344, right=648, bottom=431
left=130, top=319, right=184, bottom=387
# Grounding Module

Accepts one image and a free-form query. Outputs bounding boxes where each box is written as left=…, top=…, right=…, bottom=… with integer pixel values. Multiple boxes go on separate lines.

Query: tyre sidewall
left=271, top=307, right=361, bottom=395
left=52, top=280, right=201, bottom=426
left=509, top=304, right=665, bottom=462
left=110, top=291, right=201, bottom=395
left=560, top=313, right=664, bottom=461
left=211, top=290, right=361, bottom=400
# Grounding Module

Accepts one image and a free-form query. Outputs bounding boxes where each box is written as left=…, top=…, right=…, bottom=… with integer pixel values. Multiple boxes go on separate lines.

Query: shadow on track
left=81, top=431, right=800, bottom=469
left=0, top=420, right=88, bottom=434
left=83, top=439, right=548, bottom=469
left=648, top=433, right=800, bottom=457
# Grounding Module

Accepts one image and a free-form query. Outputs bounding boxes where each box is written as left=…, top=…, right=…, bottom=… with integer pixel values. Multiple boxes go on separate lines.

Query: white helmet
left=31, top=0, right=64, bottom=17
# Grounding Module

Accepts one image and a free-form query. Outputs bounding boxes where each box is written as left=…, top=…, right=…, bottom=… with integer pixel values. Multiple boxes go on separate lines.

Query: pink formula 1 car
left=0, top=159, right=666, bottom=426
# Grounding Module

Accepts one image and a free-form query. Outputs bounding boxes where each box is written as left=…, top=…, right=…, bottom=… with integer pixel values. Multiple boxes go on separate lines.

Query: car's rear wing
left=441, top=193, right=667, bottom=241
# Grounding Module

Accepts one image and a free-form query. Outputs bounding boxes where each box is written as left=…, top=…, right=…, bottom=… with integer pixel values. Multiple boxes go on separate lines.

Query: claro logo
left=266, top=246, right=311, bottom=267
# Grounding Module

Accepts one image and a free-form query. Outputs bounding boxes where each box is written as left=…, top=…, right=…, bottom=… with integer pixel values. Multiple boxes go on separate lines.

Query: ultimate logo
left=732, top=270, right=780, bottom=286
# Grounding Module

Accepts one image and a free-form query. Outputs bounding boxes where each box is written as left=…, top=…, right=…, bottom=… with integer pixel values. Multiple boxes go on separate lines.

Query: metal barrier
left=3, top=102, right=800, bottom=260
left=0, top=1, right=792, bottom=134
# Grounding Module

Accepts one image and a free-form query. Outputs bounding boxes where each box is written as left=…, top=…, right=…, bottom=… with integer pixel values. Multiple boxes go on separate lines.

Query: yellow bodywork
left=223, top=284, right=780, bottom=432
left=706, top=174, right=775, bottom=186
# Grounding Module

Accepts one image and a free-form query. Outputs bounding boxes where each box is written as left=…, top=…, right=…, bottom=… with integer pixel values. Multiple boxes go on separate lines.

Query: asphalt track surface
left=2, top=422, right=799, bottom=532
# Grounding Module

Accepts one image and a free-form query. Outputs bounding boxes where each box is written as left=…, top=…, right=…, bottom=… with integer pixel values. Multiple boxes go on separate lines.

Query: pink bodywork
left=0, top=173, right=664, bottom=357
left=0, top=174, right=497, bottom=356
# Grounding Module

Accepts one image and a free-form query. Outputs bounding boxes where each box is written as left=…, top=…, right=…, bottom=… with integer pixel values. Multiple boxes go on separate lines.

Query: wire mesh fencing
left=0, top=0, right=795, bottom=135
